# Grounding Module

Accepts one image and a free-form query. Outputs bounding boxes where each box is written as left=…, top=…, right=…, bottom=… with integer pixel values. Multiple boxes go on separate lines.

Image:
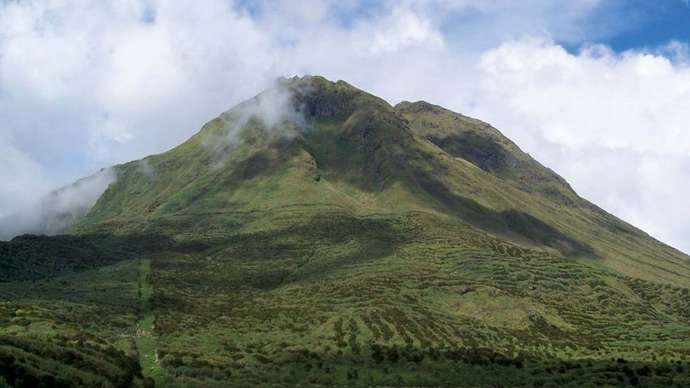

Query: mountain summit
left=2, top=76, right=689, bottom=387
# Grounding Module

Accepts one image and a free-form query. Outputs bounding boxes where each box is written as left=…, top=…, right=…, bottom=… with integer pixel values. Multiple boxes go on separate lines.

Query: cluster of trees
left=0, top=336, right=143, bottom=388
left=0, top=234, right=177, bottom=282
left=369, top=344, right=525, bottom=369
left=160, top=353, right=233, bottom=381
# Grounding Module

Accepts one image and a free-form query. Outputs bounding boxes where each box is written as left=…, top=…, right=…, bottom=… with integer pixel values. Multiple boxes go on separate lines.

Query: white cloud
left=1, top=0, right=689, bottom=254
left=0, top=139, right=52, bottom=213
left=368, top=5, right=444, bottom=54
left=476, top=40, right=690, bottom=155
left=0, top=167, right=116, bottom=239
left=469, top=39, right=690, bottom=252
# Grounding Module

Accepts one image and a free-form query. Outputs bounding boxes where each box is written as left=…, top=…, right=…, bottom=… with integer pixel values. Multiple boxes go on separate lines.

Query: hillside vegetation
left=1, top=76, right=689, bottom=387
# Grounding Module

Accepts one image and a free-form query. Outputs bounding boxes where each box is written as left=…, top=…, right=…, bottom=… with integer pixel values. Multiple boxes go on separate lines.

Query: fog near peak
left=199, top=79, right=310, bottom=167
left=222, top=80, right=308, bottom=134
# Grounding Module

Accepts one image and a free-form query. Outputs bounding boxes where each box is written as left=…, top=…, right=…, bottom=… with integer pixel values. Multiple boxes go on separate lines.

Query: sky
left=1, top=0, right=690, bottom=253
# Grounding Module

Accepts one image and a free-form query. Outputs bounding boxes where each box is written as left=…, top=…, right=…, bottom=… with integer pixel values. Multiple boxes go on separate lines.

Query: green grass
left=136, top=259, right=160, bottom=386
left=3, top=211, right=690, bottom=386
left=123, top=211, right=687, bottom=386
left=0, top=259, right=147, bottom=387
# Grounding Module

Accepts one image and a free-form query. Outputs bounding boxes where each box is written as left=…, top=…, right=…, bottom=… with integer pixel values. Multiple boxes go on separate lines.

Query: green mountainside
left=1, top=76, right=689, bottom=387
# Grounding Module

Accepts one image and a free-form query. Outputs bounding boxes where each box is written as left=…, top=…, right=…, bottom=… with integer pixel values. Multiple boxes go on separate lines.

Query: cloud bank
left=1, top=0, right=690, bottom=253
left=472, top=40, right=690, bottom=249
left=0, top=168, right=116, bottom=239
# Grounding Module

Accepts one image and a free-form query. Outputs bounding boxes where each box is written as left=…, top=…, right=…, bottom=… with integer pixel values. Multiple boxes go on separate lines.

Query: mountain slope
left=395, top=99, right=690, bottom=286
left=2, top=76, right=689, bottom=387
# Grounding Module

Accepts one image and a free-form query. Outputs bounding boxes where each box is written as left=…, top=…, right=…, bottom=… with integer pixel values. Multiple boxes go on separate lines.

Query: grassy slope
left=395, top=100, right=690, bottom=287
left=0, top=257, right=147, bottom=387
left=2, top=76, right=689, bottom=386
left=146, top=213, right=690, bottom=387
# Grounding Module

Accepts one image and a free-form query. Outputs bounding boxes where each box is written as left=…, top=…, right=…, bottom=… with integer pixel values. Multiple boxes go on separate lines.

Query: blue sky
left=601, top=0, right=690, bottom=52
left=1, top=0, right=690, bottom=253
left=236, top=0, right=690, bottom=54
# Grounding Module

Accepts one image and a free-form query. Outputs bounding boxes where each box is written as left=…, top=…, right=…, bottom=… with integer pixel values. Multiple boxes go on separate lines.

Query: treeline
left=0, top=233, right=199, bottom=282
left=0, top=334, right=146, bottom=387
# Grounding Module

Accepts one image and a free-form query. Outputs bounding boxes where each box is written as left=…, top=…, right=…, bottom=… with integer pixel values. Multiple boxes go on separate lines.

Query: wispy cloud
left=0, top=168, right=116, bottom=239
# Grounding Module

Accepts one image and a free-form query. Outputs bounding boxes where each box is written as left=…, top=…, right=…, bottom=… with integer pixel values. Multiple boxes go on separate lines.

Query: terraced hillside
left=1, top=76, right=689, bottom=387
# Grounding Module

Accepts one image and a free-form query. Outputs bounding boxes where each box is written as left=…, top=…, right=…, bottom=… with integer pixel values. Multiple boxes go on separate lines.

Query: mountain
left=1, top=76, right=689, bottom=387
left=76, top=76, right=690, bottom=285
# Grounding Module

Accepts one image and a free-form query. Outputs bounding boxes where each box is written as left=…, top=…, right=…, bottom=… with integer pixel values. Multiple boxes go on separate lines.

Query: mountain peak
left=277, top=74, right=352, bottom=89
left=395, top=100, right=438, bottom=112
left=281, top=75, right=392, bottom=120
